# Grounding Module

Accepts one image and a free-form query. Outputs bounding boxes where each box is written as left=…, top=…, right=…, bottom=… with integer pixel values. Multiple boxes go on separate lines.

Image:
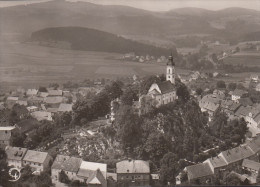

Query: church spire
left=166, top=53, right=175, bottom=84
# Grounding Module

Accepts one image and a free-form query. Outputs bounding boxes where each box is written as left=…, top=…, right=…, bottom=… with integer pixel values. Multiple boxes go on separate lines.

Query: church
left=147, top=54, right=177, bottom=106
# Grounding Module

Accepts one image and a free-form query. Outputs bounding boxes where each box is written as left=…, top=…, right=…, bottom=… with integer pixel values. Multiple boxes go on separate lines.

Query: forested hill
left=30, top=27, right=171, bottom=56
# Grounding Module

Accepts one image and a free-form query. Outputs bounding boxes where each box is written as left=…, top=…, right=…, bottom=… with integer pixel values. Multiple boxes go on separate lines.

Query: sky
left=0, top=0, right=260, bottom=11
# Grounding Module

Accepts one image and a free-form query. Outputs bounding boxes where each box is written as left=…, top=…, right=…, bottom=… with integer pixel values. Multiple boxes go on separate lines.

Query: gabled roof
left=77, top=161, right=107, bottom=178
left=5, top=146, right=28, bottom=161
left=44, top=97, right=63, bottom=104
left=157, top=81, right=175, bottom=94
left=219, top=145, right=254, bottom=164
left=232, top=89, right=247, bottom=97
left=87, top=169, right=107, bottom=187
left=0, top=127, right=15, bottom=141
left=38, top=92, right=49, bottom=98
left=23, top=150, right=49, bottom=164
left=26, top=89, right=38, bottom=96
left=51, top=155, right=82, bottom=173
left=58, top=103, right=73, bottom=112
left=31, top=111, right=52, bottom=121
left=7, top=97, right=18, bottom=101
left=229, top=103, right=242, bottom=112
left=238, top=97, right=254, bottom=106
left=48, top=90, right=63, bottom=96
left=235, top=106, right=250, bottom=117
left=0, top=126, right=16, bottom=131
left=205, top=156, right=227, bottom=169
left=254, top=113, right=260, bottom=123
left=242, top=159, right=260, bottom=171
left=186, top=163, right=214, bottom=180
left=116, top=160, right=150, bottom=174
left=247, top=136, right=260, bottom=153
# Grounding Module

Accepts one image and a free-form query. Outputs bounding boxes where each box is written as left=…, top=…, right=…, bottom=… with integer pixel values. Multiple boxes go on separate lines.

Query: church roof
left=157, top=81, right=175, bottom=94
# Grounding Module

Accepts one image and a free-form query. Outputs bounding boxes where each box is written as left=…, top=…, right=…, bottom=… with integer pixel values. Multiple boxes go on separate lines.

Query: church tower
left=166, top=54, right=175, bottom=84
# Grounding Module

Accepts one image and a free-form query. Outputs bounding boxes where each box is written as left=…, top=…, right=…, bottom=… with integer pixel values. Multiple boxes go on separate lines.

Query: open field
left=223, top=51, right=260, bottom=67
left=0, top=41, right=190, bottom=90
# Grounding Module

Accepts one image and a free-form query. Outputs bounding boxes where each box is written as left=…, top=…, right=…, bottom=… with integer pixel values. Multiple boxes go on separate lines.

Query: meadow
left=223, top=51, right=260, bottom=67
left=0, top=41, right=187, bottom=90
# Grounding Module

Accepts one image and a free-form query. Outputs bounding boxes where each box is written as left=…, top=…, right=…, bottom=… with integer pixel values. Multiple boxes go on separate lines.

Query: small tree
left=59, top=170, right=70, bottom=184
left=216, top=80, right=226, bottom=89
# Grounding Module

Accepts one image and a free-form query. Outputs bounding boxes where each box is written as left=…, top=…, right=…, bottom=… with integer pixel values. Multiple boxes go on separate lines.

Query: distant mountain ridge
left=1, top=0, right=260, bottom=46
left=30, top=26, right=171, bottom=56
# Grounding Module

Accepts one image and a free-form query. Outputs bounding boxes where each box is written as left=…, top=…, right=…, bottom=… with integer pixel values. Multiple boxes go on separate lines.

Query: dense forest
left=31, top=27, right=171, bottom=56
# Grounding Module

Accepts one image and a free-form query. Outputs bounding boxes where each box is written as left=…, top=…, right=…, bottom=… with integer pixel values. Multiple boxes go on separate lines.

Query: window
left=168, top=76, right=170, bottom=79
left=5, top=131, right=7, bottom=134
left=38, top=163, right=41, bottom=166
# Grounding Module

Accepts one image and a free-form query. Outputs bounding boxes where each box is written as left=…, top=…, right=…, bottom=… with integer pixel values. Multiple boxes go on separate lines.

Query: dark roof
left=186, top=163, right=214, bottom=180
left=6, top=146, right=28, bottom=161
left=232, top=89, right=247, bottom=97
left=229, top=103, right=242, bottom=112
left=157, top=81, right=175, bottom=94
left=23, top=150, right=49, bottom=164
left=242, top=159, right=260, bottom=171
left=238, top=97, right=253, bottom=106
left=247, top=136, right=260, bottom=153
left=206, top=156, right=227, bottom=168
left=52, top=155, right=82, bottom=173
left=220, top=145, right=254, bottom=164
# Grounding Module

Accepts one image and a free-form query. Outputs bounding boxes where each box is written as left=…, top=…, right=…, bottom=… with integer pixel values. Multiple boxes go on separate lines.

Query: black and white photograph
left=0, top=0, right=260, bottom=186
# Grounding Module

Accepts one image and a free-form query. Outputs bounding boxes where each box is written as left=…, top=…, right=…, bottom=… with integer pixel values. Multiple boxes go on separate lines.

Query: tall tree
left=159, top=152, right=179, bottom=185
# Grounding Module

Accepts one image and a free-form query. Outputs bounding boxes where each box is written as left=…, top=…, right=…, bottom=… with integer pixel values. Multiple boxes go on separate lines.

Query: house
left=0, top=126, right=16, bottom=148
left=16, top=100, right=28, bottom=106
left=147, top=54, right=177, bottom=107
left=242, top=159, right=260, bottom=175
left=116, top=160, right=150, bottom=187
left=245, top=107, right=260, bottom=129
left=218, top=145, right=255, bottom=166
left=27, top=96, right=44, bottom=106
left=247, top=136, right=260, bottom=155
left=51, top=155, right=82, bottom=182
left=221, top=100, right=241, bottom=116
left=48, top=90, right=63, bottom=97
left=77, top=161, right=107, bottom=187
left=38, top=92, right=49, bottom=98
left=58, top=103, right=73, bottom=113
left=26, top=89, right=38, bottom=97
left=27, top=106, right=38, bottom=113
left=6, top=97, right=19, bottom=109
left=5, top=146, right=28, bottom=169
left=203, top=156, right=227, bottom=177
left=185, top=163, right=214, bottom=184
left=23, top=150, right=52, bottom=174
left=232, top=89, right=248, bottom=101
left=250, top=74, right=259, bottom=82
left=31, top=111, right=52, bottom=121
left=213, top=89, right=225, bottom=100
left=199, top=95, right=221, bottom=121
left=238, top=97, right=254, bottom=106
left=44, top=96, right=64, bottom=108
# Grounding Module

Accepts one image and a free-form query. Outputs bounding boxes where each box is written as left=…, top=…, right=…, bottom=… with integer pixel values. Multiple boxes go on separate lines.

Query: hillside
left=1, top=1, right=260, bottom=46
left=0, top=0, right=260, bottom=50
left=30, top=27, right=170, bottom=56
